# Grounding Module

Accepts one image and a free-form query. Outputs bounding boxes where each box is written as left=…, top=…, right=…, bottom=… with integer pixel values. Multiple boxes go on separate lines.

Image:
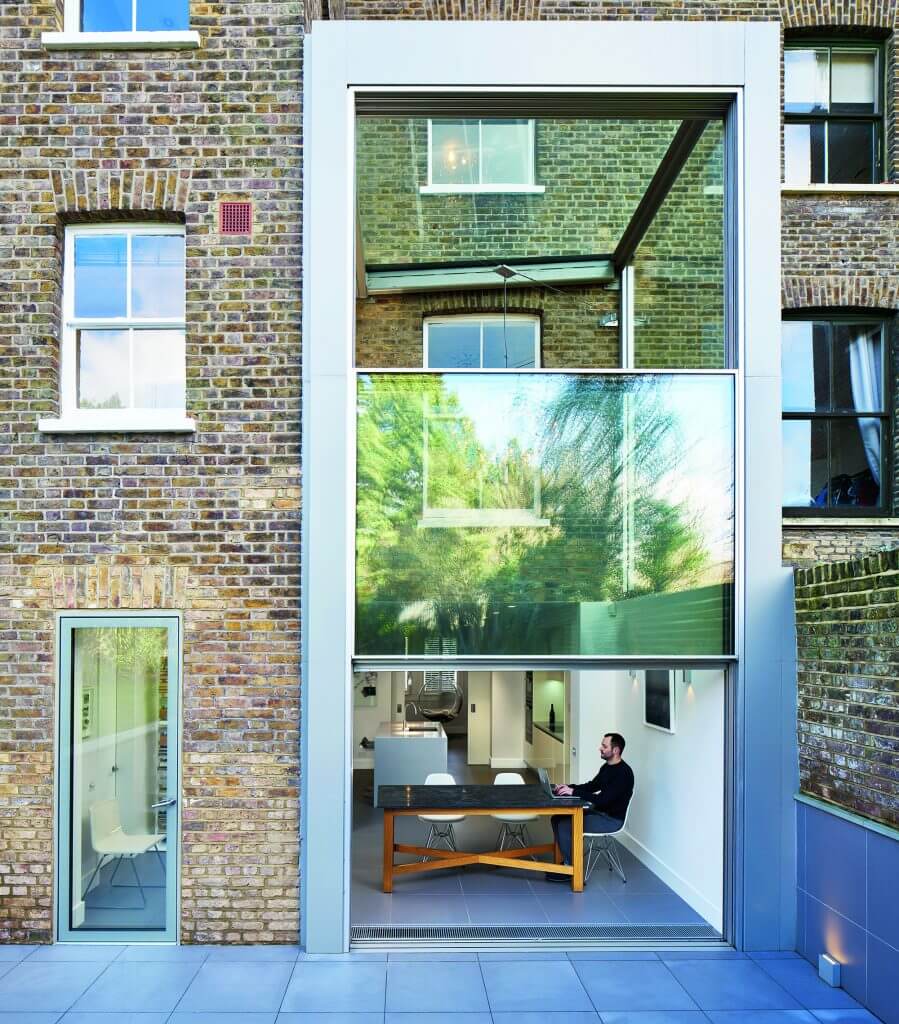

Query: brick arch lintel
left=49, top=168, right=192, bottom=219
left=782, top=275, right=899, bottom=311
left=779, top=0, right=898, bottom=30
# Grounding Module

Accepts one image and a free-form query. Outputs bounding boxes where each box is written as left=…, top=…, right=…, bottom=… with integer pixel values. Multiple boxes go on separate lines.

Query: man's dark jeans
left=551, top=811, right=623, bottom=865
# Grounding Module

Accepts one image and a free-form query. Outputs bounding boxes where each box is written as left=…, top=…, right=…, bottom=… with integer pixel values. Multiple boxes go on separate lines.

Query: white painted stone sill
left=419, top=184, right=546, bottom=195
left=782, top=183, right=899, bottom=195
left=783, top=517, right=897, bottom=528
left=39, top=415, right=197, bottom=434
left=42, top=30, right=201, bottom=51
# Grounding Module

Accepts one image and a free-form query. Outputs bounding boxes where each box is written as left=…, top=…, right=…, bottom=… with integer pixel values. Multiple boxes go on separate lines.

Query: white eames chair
left=583, top=786, right=634, bottom=883
left=417, top=772, right=465, bottom=861
left=83, top=799, right=165, bottom=907
left=491, top=772, right=538, bottom=851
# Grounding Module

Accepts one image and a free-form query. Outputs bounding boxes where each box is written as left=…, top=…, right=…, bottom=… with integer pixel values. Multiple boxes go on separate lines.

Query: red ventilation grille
left=219, top=201, right=253, bottom=236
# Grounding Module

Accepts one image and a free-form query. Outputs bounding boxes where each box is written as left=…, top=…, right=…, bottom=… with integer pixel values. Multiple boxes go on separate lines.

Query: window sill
left=42, top=30, right=201, bottom=51
left=782, top=183, right=899, bottom=195
left=419, top=184, right=546, bottom=195
left=418, top=509, right=551, bottom=529
left=783, top=516, right=897, bottom=527
left=39, top=415, right=197, bottom=434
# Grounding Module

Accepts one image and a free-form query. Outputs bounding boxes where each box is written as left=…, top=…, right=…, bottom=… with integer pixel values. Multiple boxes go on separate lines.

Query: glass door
left=58, top=615, right=179, bottom=942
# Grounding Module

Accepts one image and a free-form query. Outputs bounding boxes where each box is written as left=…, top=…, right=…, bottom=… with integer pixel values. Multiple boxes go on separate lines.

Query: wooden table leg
left=554, top=840, right=563, bottom=864
left=571, top=806, right=584, bottom=892
left=383, top=810, right=395, bottom=893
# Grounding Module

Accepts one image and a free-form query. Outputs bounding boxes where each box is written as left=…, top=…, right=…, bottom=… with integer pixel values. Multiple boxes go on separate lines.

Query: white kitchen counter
left=373, top=720, right=448, bottom=806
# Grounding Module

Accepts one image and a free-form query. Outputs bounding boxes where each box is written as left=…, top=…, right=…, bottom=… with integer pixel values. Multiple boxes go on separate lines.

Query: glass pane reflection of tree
left=356, top=373, right=734, bottom=657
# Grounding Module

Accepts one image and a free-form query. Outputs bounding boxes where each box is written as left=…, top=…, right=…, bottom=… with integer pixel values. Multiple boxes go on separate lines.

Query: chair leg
left=125, top=855, right=148, bottom=909
left=421, top=823, right=436, bottom=862
left=82, top=853, right=108, bottom=900
left=496, top=823, right=508, bottom=851
left=603, top=839, right=627, bottom=883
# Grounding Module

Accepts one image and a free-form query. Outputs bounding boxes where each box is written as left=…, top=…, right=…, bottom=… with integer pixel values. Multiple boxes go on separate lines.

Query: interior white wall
left=490, top=671, right=526, bottom=769
left=467, top=671, right=492, bottom=765
left=352, top=671, right=394, bottom=769
left=571, top=668, right=724, bottom=931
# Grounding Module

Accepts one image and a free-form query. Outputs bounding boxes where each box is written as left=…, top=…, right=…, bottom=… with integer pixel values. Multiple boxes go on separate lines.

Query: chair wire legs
left=420, top=821, right=459, bottom=861
left=496, top=822, right=534, bottom=852
left=584, top=835, right=627, bottom=883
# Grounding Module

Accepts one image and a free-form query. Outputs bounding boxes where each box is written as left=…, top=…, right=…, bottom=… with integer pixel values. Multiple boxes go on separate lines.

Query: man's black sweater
left=571, top=760, right=634, bottom=821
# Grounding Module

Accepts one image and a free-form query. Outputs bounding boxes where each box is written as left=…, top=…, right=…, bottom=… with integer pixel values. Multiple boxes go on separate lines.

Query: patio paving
left=0, top=945, right=883, bottom=1024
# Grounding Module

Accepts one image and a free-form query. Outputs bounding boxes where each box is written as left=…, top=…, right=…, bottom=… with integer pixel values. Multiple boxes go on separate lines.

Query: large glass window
left=782, top=317, right=889, bottom=512
left=63, top=225, right=186, bottom=423
left=784, top=43, right=882, bottom=184
left=356, top=372, right=735, bottom=656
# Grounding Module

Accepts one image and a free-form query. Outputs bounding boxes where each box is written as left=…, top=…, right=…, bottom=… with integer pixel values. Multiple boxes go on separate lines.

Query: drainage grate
left=352, top=923, right=720, bottom=946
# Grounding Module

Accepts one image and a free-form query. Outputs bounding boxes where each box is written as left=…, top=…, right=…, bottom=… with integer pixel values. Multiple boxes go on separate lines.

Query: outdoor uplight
left=819, top=953, right=842, bottom=987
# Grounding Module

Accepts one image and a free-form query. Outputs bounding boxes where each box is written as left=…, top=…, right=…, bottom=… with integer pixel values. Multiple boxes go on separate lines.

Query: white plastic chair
left=417, top=772, right=465, bottom=860
left=584, top=786, right=634, bottom=883
left=82, top=799, right=165, bottom=907
left=491, top=772, right=538, bottom=851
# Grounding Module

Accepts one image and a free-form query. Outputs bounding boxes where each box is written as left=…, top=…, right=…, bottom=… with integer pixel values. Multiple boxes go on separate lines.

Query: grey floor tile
left=568, top=952, right=660, bottom=961
left=388, top=895, right=470, bottom=925
left=0, top=962, right=108, bottom=1012
left=465, top=895, right=549, bottom=924
left=0, top=947, right=38, bottom=962
left=599, top=1013, right=709, bottom=1024
left=169, top=1014, right=277, bottom=1024
left=176, top=962, right=293, bottom=1014
left=26, top=947, right=125, bottom=963
left=492, top=1013, right=600, bottom=1023
left=389, top=951, right=478, bottom=961
left=749, top=953, right=803, bottom=961
left=386, top=1013, right=492, bottom=1023
left=659, top=951, right=747, bottom=960
left=573, top=961, right=699, bottom=1012
left=755, top=959, right=861, bottom=1010
left=280, top=962, right=387, bottom=1014
left=539, top=894, right=629, bottom=924
left=72, top=961, right=200, bottom=1013
left=0, top=1014, right=63, bottom=1024
left=810, top=1011, right=883, bottom=1024
left=481, top=960, right=594, bottom=1013
left=118, top=945, right=214, bottom=962
left=706, top=1012, right=818, bottom=1024
left=386, top=961, right=488, bottom=1013
left=278, top=1016, right=383, bottom=1024
left=665, top=961, right=803, bottom=1012
left=205, top=945, right=301, bottom=963
left=298, top=952, right=387, bottom=961
left=479, top=950, right=570, bottom=960
left=60, top=1013, right=170, bottom=1023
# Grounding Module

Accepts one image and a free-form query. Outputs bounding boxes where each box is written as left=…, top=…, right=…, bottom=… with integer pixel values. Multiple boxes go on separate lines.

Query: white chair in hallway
left=584, top=787, right=634, bottom=884
left=83, top=799, right=165, bottom=907
left=418, top=772, right=465, bottom=860
left=491, top=772, right=538, bottom=851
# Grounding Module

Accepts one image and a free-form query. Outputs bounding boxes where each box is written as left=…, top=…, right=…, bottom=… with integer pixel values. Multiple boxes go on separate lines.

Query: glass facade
left=356, top=372, right=735, bottom=656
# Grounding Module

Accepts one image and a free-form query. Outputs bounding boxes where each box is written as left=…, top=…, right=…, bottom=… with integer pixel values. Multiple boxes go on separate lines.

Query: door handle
left=151, top=797, right=177, bottom=809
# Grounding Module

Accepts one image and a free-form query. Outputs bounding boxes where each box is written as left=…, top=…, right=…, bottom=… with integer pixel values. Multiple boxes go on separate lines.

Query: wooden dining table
left=378, top=783, right=586, bottom=892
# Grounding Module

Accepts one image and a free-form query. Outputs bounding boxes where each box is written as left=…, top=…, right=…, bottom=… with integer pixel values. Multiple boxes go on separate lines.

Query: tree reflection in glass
left=356, top=373, right=734, bottom=656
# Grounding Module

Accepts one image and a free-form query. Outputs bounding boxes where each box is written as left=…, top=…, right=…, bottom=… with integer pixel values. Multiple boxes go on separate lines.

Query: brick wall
left=794, top=549, right=899, bottom=828
left=0, top=2, right=303, bottom=943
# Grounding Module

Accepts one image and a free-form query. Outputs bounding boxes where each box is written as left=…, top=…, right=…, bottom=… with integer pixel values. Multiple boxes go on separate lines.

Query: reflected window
left=356, top=372, right=735, bottom=656
left=784, top=43, right=882, bottom=184
left=782, top=317, right=889, bottom=512
left=425, top=315, right=540, bottom=369
left=65, top=225, right=186, bottom=419
left=81, top=0, right=189, bottom=31
left=425, top=119, right=539, bottom=192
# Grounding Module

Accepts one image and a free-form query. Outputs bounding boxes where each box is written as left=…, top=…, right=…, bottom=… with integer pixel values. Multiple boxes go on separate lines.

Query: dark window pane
left=137, top=0, right=189, bottom=31
left=782, top=420, right=828, bottom=508
left=831, top=50, right=878, bottom=114
left=784, top=49, right=830, bottom=113
left=782, top=321, right=830, bottom=411
left=831, top=418, right=881, bottom=507
left=832, top=323, right=884, bottom=412
left=828, top=121, right=876, bottom=184
left=426, top=322, right=480, bottom=367
left=784, top=122, right=825, bottom=185
left=81, top=0, right=131, bottom=31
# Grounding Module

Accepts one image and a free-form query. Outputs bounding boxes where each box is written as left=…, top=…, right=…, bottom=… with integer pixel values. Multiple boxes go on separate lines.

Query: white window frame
left=42, top=0, right=200, bottom=50
left=40, top=223, right=194, bottom=434
left=423, top=313, right=542, bottom=369
left=421, top=118, right=545, bottom=194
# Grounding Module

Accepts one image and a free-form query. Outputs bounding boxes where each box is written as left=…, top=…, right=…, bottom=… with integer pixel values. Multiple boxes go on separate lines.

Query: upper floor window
left=784, top=43, right=883, bottom=184
left=782, top=316, right=890, bottom=513
left=59, top=224, right=187, bottom=428
left=424, top=315, right=540, bottom=369
left=423, top=119, right=543, bottom=194
left=80, top=0, right=189, bottom=32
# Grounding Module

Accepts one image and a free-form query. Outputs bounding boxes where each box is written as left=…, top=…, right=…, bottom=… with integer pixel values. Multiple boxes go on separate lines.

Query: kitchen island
left=372, top=721, right=448, bottom=806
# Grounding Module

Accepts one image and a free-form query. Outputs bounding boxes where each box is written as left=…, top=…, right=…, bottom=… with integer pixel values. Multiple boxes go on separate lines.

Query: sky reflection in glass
left=74, top=236, right=127, bottom=318
left=356, top=372, right=735, bottom=657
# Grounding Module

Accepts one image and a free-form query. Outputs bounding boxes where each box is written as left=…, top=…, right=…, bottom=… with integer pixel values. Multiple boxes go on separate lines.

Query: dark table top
left=378, top=784, right=584, bottom=811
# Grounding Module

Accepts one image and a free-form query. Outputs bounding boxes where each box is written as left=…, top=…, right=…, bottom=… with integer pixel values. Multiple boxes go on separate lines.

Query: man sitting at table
left=546, top=731, right=634, bottom=880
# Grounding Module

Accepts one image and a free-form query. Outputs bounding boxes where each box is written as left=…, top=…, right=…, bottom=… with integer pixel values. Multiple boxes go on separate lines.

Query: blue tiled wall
left=797, top=799, right=899, bottom=1024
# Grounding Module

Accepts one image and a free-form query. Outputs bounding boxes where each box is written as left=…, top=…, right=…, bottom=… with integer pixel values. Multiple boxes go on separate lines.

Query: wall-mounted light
left=818, top=953, right=841, bottom=988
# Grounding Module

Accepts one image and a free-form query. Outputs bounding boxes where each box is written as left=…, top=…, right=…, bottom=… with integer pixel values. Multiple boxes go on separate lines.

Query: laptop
left=537, top=766, right=568, bottom=800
